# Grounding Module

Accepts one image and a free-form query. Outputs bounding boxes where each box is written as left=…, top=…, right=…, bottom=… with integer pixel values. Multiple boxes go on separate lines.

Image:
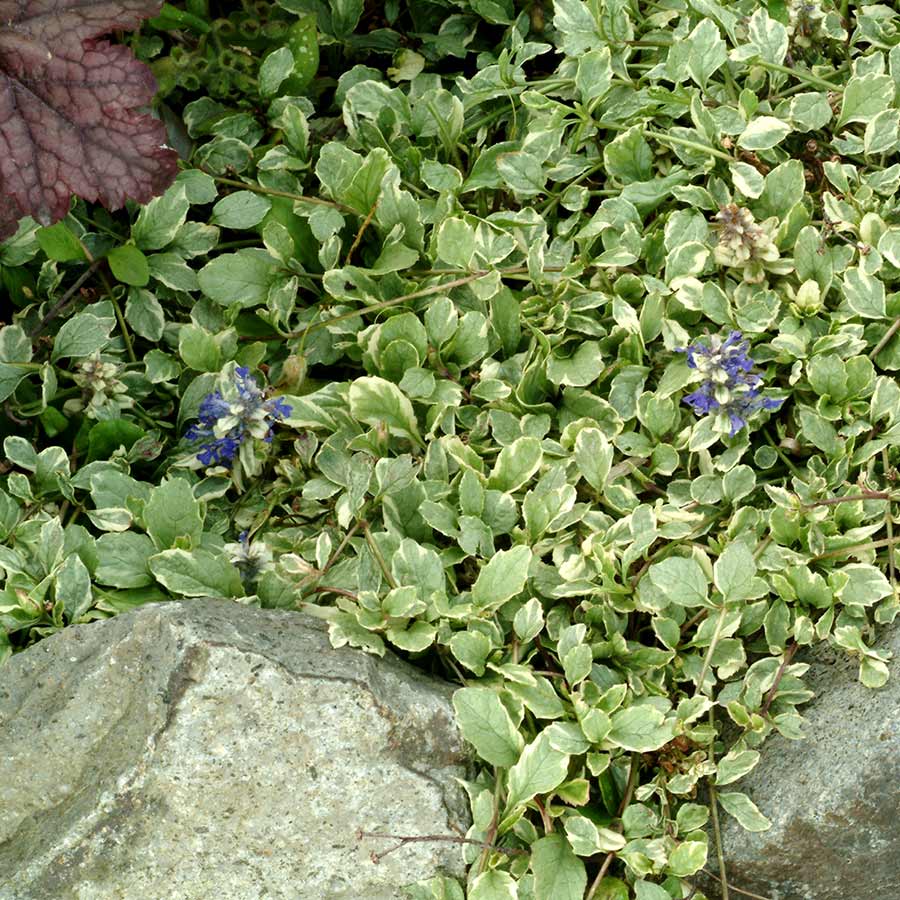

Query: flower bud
left=794, top=279, right=822, bottom=314
left=277, top=355, right=307, bottom=392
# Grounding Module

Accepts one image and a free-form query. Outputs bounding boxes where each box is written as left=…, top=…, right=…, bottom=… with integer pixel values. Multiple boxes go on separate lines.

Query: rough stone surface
left=0, top=600, right=471, bottom=900
left=701, top=625, right=900, bottom=900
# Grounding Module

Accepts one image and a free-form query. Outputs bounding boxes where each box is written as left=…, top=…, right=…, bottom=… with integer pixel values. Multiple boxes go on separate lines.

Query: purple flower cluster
left=680, top=331, right=781, bottom=436
left=185, top=367, right=291, bottom=467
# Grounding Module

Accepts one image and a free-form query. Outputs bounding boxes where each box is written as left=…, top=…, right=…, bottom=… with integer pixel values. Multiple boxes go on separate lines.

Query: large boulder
left=702, top=625, right=899, bottom=900
left=0, top=600, right=470, bottom=900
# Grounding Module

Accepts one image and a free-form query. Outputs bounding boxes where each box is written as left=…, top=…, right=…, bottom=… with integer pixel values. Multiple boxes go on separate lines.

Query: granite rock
left=0, top=600, right=471, bottom=900
left=702, top=625, right=900, bottom=900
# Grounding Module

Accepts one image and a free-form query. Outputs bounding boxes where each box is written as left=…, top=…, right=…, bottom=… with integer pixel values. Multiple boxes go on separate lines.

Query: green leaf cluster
left=2, top=1, right=900, bottom=897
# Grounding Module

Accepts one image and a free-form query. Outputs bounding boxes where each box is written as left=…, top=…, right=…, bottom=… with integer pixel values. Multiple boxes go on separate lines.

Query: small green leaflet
left=505, top=732, right=570, bottom=811
left=714, top=543, right=757, bottom=602
left=107, top=245, right=150, bottom=287
left=843, top=268, right=886, bottom=319
left=717, top=791, right=772, bottom=832
left=576, top=47, right=613, bottom=104
left=564, top=816, right=625, bottom=856
left=259, top=46, right=295, bottom=97
left=132, top=183, right=190, bottom=250
left=149, top=548, right=244, bottom=598
left=574, top=427, right=613, bottom=493
left=608, top=705, right=676, bottom=752
left=642, top=556, right=709, bottom=608
left=55, top=554, right=92, bottom=621
left=838, top=74, right=894, bottom=127
left=634, top=882, right=671, bottom=900
left=531, top=834, right=587, bottom=900
left=211, top=191, right=272, bottom=229
left=144, top=479, right=203, bottom=551
left=835, top=564, right=892, bottom=607
left=716, top=749, right=761, bottom=785
left=51, top=312, right=115, bottom=361
left=452, top=687, right=523, bottom=767
left=198, top=249, right=278, bottom=307
left=469, top=870, right=518, bottom=900
left=687, top=18, right=726, bottom=88
left=738, top=116, right=792, bottom=151
left=487, top=436, right=542, bottom=492
left=94, top=532, right=155, bottom=588
left=471, top=545, right=531, bottom=611
left=348, top=376, right=423, bottom=446
left=513, top=597, right=544, bottom=642
left=546, top=341, right=605, bottom=387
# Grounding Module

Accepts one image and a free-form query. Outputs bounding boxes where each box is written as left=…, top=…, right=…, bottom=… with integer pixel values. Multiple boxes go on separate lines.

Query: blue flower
left=197, top=390, right=230, bottom=425
left=224, top=529, right=273, bottom=582
left=194, top=433, right=243, bottom=466
left=185, top=366, right=292, bottom=467
left=679, top=331, right=781, bottom=436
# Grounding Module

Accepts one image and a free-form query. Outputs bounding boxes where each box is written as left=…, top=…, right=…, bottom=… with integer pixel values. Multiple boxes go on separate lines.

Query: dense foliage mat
left=2, top=1, right=900, bottom=898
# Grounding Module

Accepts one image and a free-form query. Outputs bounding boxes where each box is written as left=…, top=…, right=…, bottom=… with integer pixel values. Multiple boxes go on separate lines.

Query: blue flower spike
left=679, top=331, right=782, bottom=436
left=223, top=529, right=274, bottom=583
left=185, top=366, right=292, bottom=468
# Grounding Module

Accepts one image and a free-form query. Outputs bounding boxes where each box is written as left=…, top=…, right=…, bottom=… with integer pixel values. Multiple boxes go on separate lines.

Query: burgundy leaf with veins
left=0, top=0, right=179, bottom=239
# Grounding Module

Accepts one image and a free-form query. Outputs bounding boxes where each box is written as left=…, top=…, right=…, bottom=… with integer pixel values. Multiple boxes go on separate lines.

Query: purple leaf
left=0, top=0, right=179, bottom=239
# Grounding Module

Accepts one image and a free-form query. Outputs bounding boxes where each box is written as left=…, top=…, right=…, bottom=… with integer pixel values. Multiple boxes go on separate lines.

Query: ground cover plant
left=2, top=0, right=900, bottom=897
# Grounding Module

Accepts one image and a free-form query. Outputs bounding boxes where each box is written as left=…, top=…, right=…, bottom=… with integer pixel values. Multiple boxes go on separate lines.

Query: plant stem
left=813, top=536, right=900, bottom=560
left=130, top=405, right=166, bottom=430
left=770, top=62, right=850, bottom=101
left=644, top=129, right=735, bottom=162
left=696, top=605, right=729, bottom=694
left=708, top=708, right=730, bottom=900
left=363, top=521, right=398, bottom=589
left=356, top=830, right=527, bottom=863
left=97, top=270, right=136, bottom=363
left=802, top=491, right=893, bottom=507
left=869, top=315, right=900, bottom=360
left=698, top=870, right=773, bottom=900
left=755, top=60, right=842, bottom=92
left=322, top=519, right=363, bottom=575
left=344, top=201, right=379, bottom=266
left=477, top=772, right=505, bottom=875
left=540, top=160, right=607, bottom=215
left=207, top=174, right=355, bottom=213
left=294, top=601, right=339, bottom=620
left=584, top=754, right=639, bottom=900
left=760, top=641, right=799, bottom=717
left=763, top=430, right=803, bottom=478
left=626, top=38, right=841, bottom=92
left=289, top=269, right=528, bottom=337
left=534, top=796, right=553, bottom=834
left=29, top=260, right=103, bottom=338
left=882, top=449, right=897, bottom=601
left=305, top=585, right=360, bottom=602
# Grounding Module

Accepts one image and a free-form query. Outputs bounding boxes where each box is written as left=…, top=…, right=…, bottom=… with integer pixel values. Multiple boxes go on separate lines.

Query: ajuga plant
left=0, top=0, right=179, bottom=239
left=2, top=1, right=900, bottom=899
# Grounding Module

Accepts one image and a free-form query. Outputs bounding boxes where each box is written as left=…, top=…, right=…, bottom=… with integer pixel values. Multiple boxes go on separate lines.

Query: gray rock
left=0, top=600, right=471, bottom=900
left=701, top=626, right=900, bottom=900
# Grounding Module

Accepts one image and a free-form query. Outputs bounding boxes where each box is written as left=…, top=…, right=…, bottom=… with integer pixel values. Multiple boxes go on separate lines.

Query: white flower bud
left=794, top=279, right=822, bottom=314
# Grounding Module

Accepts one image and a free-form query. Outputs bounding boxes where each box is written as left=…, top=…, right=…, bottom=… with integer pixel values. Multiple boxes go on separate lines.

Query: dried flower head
left=68, top=352, right=134, bottom=420
left=788, top=0, right=827, bottom=48
left=714, top=204, right=780, bottom=275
